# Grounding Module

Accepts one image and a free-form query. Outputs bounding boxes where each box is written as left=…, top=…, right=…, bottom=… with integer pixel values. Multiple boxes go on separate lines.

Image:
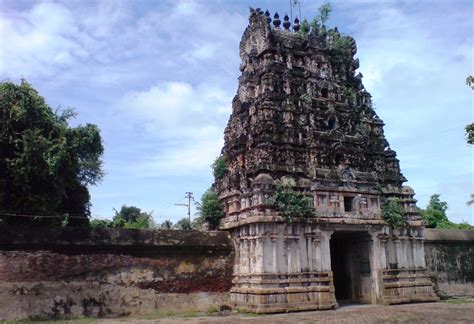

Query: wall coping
left=425, top=229, right=474, bottom=242
left=0, top=226, right=232, bottom=250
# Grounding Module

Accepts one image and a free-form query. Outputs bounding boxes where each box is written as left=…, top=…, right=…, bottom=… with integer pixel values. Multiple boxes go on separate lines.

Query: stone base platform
left=381, top=268, right=439, bottom=305
left=230, top=271, right=338, bottom=313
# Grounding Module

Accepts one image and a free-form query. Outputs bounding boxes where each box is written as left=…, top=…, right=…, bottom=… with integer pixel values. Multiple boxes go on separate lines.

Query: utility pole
left=175, top=192, right=194, bottom=223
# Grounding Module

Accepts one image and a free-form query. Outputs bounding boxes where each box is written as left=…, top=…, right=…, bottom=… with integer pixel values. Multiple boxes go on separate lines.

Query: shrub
left=212, top=155, right=228, bottom=179
left=381, top=198, right=407, bottom=228
left=268, top=182, right=313, bottom=224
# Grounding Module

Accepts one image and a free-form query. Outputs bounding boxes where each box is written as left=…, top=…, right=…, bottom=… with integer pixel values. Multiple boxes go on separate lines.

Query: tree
left=159, top=220, right=173, bottom=229
left=422, top=194, right=449, bottom=228
left=465, top=123, right=474, bottom=145
left=196, top=188, right=224, bottom=230
left=112, top=205, right=155, bottom=229
left=0, top=80, right=104, bottom=226
left=465, top=76, right=473, bottom=145
left=174, top=217, right=193, bottom=230
left=422, top=194, right=473, bottom=229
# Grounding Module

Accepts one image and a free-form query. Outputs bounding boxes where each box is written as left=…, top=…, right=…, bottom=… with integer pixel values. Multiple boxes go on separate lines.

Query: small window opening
left=344, top=196, right=354, bottom=212
left=370, top=197, right=378, bottom=208
left=317, top=194, right=327, bottom=206
left=328, top=116, right=337, bottom=130
left=321, top=88, right=329, bottom=98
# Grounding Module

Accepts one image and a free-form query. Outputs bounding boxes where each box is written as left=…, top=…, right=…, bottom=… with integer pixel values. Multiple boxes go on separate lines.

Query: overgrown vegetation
left=295, top=3, right=352, bottom=66
left=90, top=205, right=155, bottom=229
left=421, top=194, right=473, bottom=229
left=212, top=155, right=228, bottom=179
left=465, top=123, right=474, bottom=145
left=299, top=2, right=332, bottom=35
left=0, top=80, right=104, bottom=227
left=329, top=34, right=353, bottom=65
left=196, top=188, right=224, bottom=230
left=268, top=182, right=313, bottom=224
left=299, top=93, right=313, bottom=104
left=381, top=198, right=407, bottom=228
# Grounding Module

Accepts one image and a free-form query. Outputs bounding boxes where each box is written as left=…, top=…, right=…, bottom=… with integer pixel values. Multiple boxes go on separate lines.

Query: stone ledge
left=425, top=229, right=474, bottom=242
left=0, top=226, right=233, bottom=251
left=235, top=301, right=338, bottom=314
left=231, top=286, right=333, bottom=294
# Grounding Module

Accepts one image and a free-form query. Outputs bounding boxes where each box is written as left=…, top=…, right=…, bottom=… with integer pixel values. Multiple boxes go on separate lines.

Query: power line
left=175, top=192, right=194, bottom=223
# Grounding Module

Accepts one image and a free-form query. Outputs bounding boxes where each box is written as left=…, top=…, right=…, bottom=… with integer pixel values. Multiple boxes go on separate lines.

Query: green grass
left=445, top=298, right=474, bottom=304
left=137, top=310, right=204, bottom=319
left=386, top=315, right=420, bottom=322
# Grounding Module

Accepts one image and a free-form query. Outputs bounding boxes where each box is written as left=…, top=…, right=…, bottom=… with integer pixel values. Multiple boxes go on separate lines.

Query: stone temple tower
left=215, top=12, right=438, bottom=313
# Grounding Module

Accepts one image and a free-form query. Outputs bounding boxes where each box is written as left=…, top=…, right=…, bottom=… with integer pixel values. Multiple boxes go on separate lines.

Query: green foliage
left=212, top=155, right=228, bottom=179
left=465, top=123, right=474, bottom=145
left=299, top=93, right=313, bottom=105
left=174, top=217, right=193, bottom=230
left=196, top=188, right=224, bottom=230
left=89, top=219, right=113, bottom=229
left=466, top=75, right=474, bottom=89
left=341, top=85, right=356, bottom=103
left=422, top=194, right=449, bottom=228
left=268, top=182, right=313, bottom=224
left=318, top=3, right=332, bottom=25
left=381, top=198, right=407, bottom=228
left=159, top=219, right=174, bottom=229
left=422, top=194, right=473, bottom=229
left=298, top=3, right=332, bottom=36
left=112, top=205, right=155, bottom=229
left=330, top=35, right=353, bottom=65
left=299, top=19, right=311, bottom=35
left=0, top=80, right=104, bottom=226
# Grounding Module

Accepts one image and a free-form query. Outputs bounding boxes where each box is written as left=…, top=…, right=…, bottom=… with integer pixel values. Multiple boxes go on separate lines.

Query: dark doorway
left=330, top=236, right=351, bottom=301
left=330, top=231, right=372, bottom=304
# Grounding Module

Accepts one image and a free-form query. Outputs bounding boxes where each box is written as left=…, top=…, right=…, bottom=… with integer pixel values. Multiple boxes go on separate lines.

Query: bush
left=268, top=182, right=313, bottom=224
left=89, top=219, right=113, bottom=229
left=212, top=155, right=228, bottom=179
left=381, top=198, right=407, bottom=228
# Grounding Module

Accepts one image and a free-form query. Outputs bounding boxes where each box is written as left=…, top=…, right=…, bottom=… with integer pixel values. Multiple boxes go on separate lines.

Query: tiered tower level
left=215, top=12, right=438, bottom=313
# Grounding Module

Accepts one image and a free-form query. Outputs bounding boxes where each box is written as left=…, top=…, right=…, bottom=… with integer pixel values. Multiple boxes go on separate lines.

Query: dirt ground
left=98, top=301, right=474, bottom=324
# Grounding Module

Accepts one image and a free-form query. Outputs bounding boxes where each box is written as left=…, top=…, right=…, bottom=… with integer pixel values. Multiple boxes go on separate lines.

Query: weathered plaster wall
left=0, top=227, right=233, bottom=320
left=1, top=227, right=472, bottom=319
left=424, top=229, right=474, bottom=298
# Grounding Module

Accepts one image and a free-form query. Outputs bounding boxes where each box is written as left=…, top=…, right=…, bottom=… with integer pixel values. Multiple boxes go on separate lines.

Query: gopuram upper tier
left=215, top=11, right=422, bottom=228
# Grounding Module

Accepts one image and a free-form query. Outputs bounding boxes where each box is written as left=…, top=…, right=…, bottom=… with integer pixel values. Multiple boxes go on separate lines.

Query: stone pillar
left=250, top=238, right=256, bottom=274
left=271, top=233, right=278, bottom=273
left=314, top=233, right=322, bottom=271
left=320, top=230, right=333, bottom=271
left=242, top=239, right=250, bottom=274
left=378, top=234, right=388, bottom=270
left=305, top=233, right=314, bottom=272
left=394, top=239, right=403, bottom=268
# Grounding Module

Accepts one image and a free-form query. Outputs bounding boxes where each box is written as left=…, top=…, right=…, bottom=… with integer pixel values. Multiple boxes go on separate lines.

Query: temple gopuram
left=214, top=10, right=438, bottom=313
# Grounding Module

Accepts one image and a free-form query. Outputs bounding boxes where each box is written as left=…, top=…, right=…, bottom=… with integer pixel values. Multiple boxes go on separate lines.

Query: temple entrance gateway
left=216, top=11, right=439, bottom=313
left=330, top=231, right=372, bottom=304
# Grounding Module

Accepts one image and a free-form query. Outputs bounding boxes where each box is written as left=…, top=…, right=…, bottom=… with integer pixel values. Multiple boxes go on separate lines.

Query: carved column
left=321, top=230, right=333, bottom=271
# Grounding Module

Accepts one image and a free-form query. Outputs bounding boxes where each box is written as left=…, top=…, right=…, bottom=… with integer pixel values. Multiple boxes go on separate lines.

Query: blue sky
left=0, top=0, right=472, bottom=225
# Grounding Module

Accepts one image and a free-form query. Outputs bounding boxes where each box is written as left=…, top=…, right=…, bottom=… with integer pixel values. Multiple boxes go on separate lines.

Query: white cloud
left=117, top=81, right=231, bottom=136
